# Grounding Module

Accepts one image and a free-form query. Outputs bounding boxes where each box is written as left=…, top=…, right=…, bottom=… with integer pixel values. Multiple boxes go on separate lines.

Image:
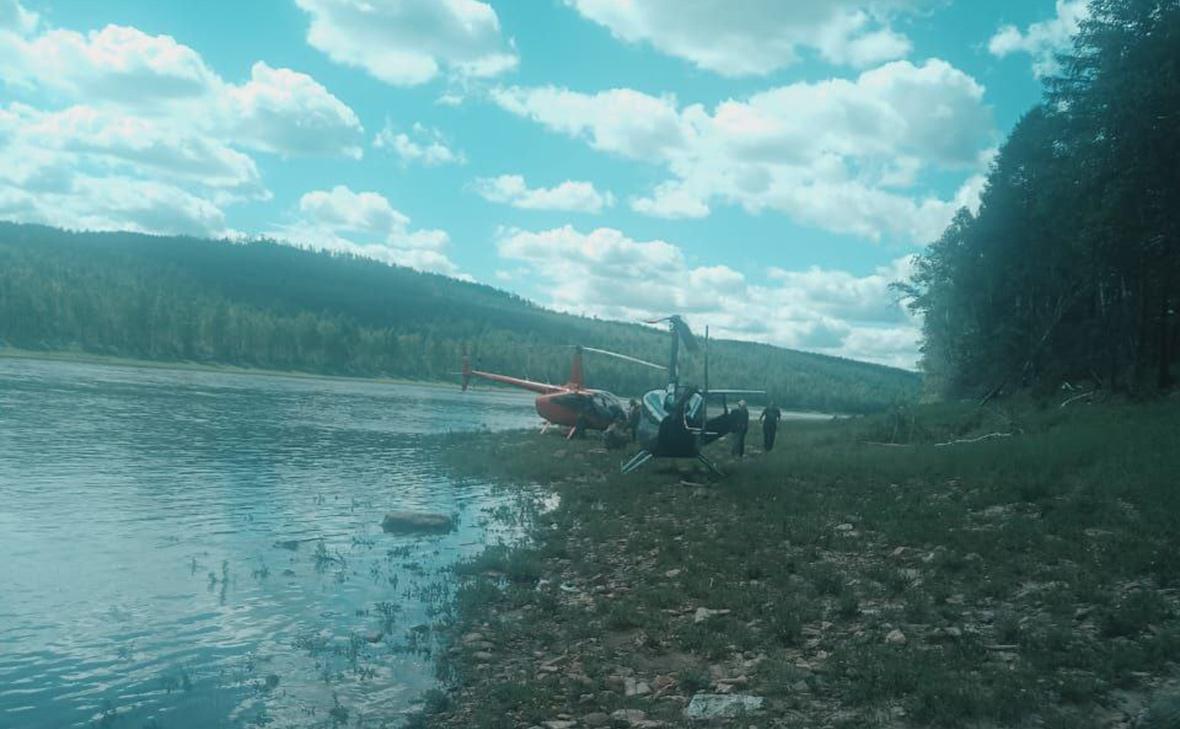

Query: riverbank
left=426, top=398, right=1180, bottom=728
left=0, top=347, right=455, bottom=389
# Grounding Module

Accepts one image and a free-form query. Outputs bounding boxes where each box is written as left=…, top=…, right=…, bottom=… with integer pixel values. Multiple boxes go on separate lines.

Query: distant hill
left=0, top=222, right=920, bottom=412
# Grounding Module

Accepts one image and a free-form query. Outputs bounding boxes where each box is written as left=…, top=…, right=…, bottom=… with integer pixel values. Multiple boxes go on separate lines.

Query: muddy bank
left=423, top=404, right=1180, bottom=728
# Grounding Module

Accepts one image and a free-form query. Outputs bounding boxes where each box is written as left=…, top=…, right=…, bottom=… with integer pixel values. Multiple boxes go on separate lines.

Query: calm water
left=0, top=358, right=541, bottom=729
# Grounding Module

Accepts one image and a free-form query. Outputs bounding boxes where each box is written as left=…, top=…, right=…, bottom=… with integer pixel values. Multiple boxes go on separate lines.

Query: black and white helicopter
left=621, top=315, right=763, bottom=476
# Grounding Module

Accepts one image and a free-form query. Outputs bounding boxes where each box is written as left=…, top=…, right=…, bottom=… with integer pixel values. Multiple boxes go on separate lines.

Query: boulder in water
left=381, top=511, right=454, bottom=534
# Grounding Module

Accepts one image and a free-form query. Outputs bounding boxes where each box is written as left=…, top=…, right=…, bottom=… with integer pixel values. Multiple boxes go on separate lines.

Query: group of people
left=602, top=398, right=643, bottom=449
left=724, top=400, right=783, bottom=457
left=601, top=397, right=785, bottom=457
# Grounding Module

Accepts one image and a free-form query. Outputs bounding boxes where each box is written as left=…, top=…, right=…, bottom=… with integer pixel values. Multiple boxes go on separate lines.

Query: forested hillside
left=0, top=222, right=919, bottom=413
left=904, top=0, right=1179, bottom=399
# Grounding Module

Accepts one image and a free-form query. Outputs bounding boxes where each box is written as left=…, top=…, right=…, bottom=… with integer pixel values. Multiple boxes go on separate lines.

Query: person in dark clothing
left=730, top=400, right=750, bottom=457
left=626, top=398, right=641, bottom=442
left=603, top=418, right=629, bottom=449
left=760, top=402, right=783, bottom=451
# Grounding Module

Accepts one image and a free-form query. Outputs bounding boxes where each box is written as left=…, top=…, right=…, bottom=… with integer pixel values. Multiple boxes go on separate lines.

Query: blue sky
left=0, top=0, right=1089, bottom=368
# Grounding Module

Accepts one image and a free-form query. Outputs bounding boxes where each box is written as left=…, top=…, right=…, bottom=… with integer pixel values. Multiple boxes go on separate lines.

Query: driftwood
left=1059, top=391, right=1095, bottom=409
left=933, top=432, right=1014, bottom=447
left=864, top=432, right=1016, bottom=448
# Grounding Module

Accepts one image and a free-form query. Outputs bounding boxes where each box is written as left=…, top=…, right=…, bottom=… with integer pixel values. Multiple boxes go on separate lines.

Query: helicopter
left=461, top=345, right=662, bottom=438
left=621, top=316, right=763, bottom=476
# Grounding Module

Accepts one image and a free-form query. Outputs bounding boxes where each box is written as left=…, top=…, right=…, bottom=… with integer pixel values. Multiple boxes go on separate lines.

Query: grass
left=427, top=396, right=1180, bottom=728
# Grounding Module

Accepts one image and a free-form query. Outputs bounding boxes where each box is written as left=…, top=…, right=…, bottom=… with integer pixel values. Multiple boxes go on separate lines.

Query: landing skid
left=620, top=449, right=653, bottom=474
left=697, top=453, right=724, bottom=477
left=619, top=450, right=724, bottom=477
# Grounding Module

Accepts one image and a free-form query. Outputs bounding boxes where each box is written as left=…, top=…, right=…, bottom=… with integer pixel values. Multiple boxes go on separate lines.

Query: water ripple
left=0, top=358, right=540, bottom=729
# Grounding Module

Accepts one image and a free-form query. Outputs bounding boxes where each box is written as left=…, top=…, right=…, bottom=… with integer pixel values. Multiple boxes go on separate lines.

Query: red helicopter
left=461, top=345, right=661, bottom=438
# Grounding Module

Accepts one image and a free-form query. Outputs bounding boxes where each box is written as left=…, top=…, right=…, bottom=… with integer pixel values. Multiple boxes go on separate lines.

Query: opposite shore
left=418, top=398, right=1180, bottom=728
left=0, top=347, right=463, bottom=390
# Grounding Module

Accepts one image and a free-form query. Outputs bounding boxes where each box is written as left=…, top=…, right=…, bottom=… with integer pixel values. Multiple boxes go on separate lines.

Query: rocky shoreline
left=421, top=405, right=1180, bottom=728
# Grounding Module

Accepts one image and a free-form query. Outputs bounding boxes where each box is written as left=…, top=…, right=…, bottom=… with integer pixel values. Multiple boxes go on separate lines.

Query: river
left=0, top=358, right=542, bottom=729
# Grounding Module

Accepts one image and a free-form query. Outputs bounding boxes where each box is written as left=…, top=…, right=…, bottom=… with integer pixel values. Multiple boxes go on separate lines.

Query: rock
left=381, top=511, right=454, bottom=533
left=363, top=630, right=383, bottom=643
left=582, top=712, right=610, bottom=727
left=461, top=632, right=485, bottom=644
left=624, top=676, right=651, bottom=696
left=684, top=694, right=764, bottom=720
left=542, top=721, right=576, bottom=729
left=693, top=607, right=732, bottom=624
left=611, top=709, right=647, bottom=724
left=473, top=651, right=494, bottom=661
left=885, top=629, right=907, bottom=645
left=835, top=523, right=855, bottom=532
left=664, top=569, right=682, bottom=578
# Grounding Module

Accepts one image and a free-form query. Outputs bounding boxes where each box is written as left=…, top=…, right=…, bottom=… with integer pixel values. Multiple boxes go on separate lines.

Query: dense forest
left=0, top=222, right=919, bottom=413
left=903, top=0, right=1179, bottom=399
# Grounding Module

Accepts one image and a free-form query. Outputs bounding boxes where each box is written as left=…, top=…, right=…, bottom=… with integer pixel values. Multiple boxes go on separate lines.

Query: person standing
left=730, top=400, right=750, bottom=457
left=760, top=401, right=783, bottom=451
left=627, top=398, right=641, bottom=441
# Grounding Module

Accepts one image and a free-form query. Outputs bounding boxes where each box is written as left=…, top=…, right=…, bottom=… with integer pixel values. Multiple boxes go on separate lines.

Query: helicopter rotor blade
left=580, top=346, right=666, bottom=371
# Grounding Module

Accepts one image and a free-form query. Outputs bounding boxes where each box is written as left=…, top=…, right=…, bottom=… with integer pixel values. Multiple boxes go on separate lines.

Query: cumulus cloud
left=223, top=62, right=364, bottom=158
left=275, top=185, right=463, bottom=276
left=0, top=164, right=229, bottom=237
left=988, top=0, right=1089, bottom=78
left=473, top=174, right=614, bottom=213
left=295, top=0, right=518, bottom=86
left=0, top=0, right=38, bottom=35
left=0, top=12, right=363, bottom=236
left=0, top=104, right=266, bottom=198
left=493, top=59, right=993, bottom=243
left=374, top=121, right=465, bottom=166
left=0, top=22, right=364, bottom=157
left=565, top=0, right=928, bottom=75
left=497, top=224, right=920, bottom=367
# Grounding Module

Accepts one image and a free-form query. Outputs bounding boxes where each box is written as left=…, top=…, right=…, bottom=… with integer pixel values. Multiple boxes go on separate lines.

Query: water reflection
left=0, top=359, right=539, bottom=729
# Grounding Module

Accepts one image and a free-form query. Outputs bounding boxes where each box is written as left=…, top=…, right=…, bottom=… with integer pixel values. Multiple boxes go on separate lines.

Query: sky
left=0, top=0, right=1090, bottom=369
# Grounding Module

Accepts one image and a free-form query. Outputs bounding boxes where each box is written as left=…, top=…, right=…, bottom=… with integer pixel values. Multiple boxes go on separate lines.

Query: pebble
left=693, top=607, right=731, bottom=624
left=611, top=709, right=647, bottom=724
left=885, top=629, right=908, bottom=645
left=582, top=712, right=610, bottom=727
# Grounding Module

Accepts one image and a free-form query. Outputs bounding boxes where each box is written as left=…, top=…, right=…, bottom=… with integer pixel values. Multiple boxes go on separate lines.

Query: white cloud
left=0, top=169, right=229, bottom=238
left=223, top=62, right=364, bottom=158
left=497, top=224, right=920, bottom=367
left=0, top=23, right=221, bottom=105
left=0, top=23, right=364, bottom=158
left=988, top=0, right=1089, bottom=79
left=473, top=174, right=614, bottom=213
left=491, top=86, right=687, bottom=161
left=493, top=59, right=993, bottom=243
left=275, top=185, right=462, bottom=276
left=565, top=0, right=927, bottom=75
left=295, top=0, right=518, bottom=86
left=0, top=0, right=38, bottom=35
left=374, top=121, right=465, bottom=166
left=630, top=182, right=710, bottom=219
left=0, top=15, right=364, bottom=236
left=0, top=104, right=266, bottom=198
